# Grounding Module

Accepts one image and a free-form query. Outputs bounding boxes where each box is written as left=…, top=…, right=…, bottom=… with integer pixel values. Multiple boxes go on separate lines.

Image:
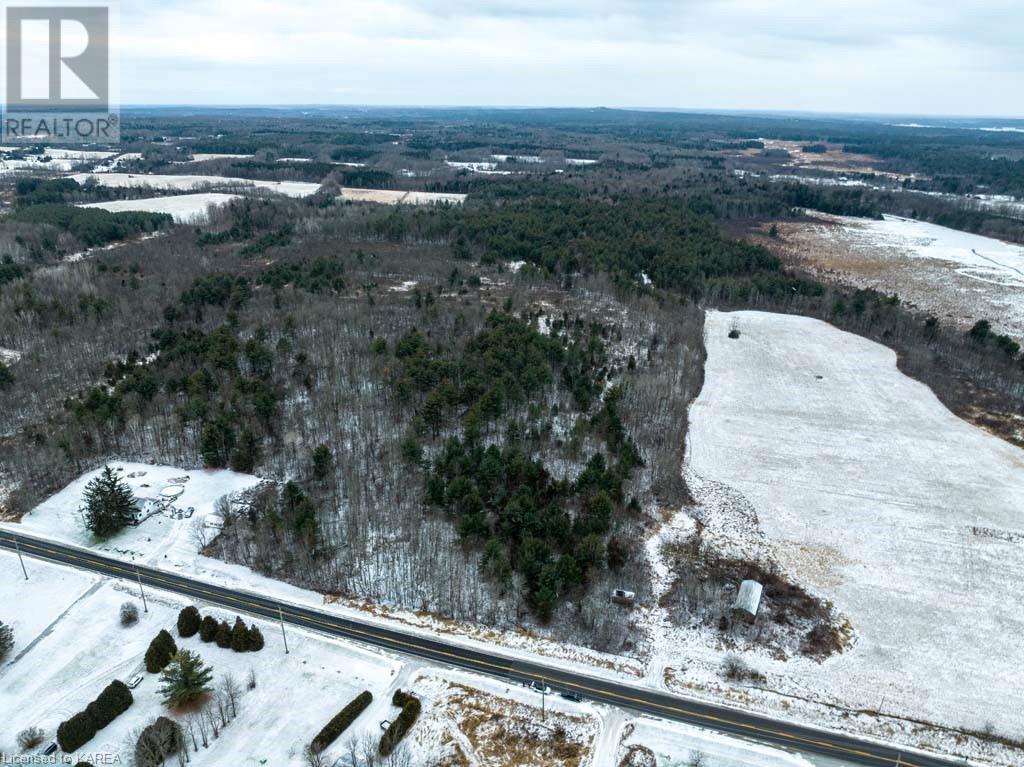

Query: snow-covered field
left=446, top=160, right=498, bottom=172
left=777, top=212, right=1024, bottom=337
left=676, top=310, right=1024, bottom=756
left=188, top=153, right=255, bottom=162
left=338, top=188, right=467, bottom=205
left=78, top=193, right=242, bottom=223
left=68, top=172, right=322, bottom=198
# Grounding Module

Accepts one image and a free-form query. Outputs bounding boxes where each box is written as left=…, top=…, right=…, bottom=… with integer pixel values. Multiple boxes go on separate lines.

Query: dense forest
left=1, top=108, right=1023, bottom=653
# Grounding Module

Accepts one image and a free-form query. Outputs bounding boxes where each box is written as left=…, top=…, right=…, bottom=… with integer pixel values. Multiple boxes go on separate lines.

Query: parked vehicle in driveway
left=127, top=673, right=144, bottom=689
left=39, top=742, right=58, bottom=756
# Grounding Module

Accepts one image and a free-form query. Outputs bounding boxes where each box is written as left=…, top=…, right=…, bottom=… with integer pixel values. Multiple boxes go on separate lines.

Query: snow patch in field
left=783, top=212, right=1024, bottom=337
left=78, top=192, right=241, bottom=223
left=188, top=153, right=255, bottom=162
left=446, top=160, right=498, bottom=172
left=68, top=172, right=322, bottom=198
left=492, top=154, right=543, bottom=163
left=338, top=188, right=466, bottom=205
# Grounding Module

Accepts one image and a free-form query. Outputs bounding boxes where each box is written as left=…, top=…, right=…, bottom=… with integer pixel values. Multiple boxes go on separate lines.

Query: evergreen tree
left=214, top=620, right=232, bottom=649
left=230, top=616, right=250, bottom=652
left=198, top=614, right=218, bottom=642
left=158, top=650, right=213, bottom=707
left=145, top=629, right=177, bottom=673
left=0, top=620, right=14, bottom=661
left=177, top=606, right=201, bottom=638
left=311, top=444, right=333, bottom=480
left=155, top=629, right=177, bottom=657
left=229, top=429, right=260, bottom=473
left=82, top=465, right=138, bottom=538
left=0, top=360, right=13, bottom=389
left=246, top=624, right=265, bottom=652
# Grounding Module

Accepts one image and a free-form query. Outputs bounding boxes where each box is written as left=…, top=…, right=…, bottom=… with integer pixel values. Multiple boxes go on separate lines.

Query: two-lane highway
left=0, top=528, right=963, bottom=767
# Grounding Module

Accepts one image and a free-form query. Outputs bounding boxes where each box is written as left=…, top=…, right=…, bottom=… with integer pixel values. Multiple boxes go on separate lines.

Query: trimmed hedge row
left=310, top=690, right=373, bottom=753
left=56, top=680, right=134, bottom=752
left=187, top=607, right=264, bottom=652
left=379, top=689, right=421, bottom=756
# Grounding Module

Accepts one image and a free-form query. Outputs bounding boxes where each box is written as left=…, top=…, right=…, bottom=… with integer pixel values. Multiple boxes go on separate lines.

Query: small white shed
left=733, top=580, right=763, bottom=622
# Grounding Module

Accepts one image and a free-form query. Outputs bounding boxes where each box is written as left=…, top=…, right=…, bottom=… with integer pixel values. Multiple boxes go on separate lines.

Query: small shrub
left=199, top=615, right=218, bottom=642
left=17, top=726, right=46, bottom=750
left=230, top=617, right=249, bottom=652
left=247, top=625, right=264, bottom=652
left=134, top=716, right=183, bottom=767
left=0, top=620, right=13, bottom=661
left=721, top=654, right=764, bottom=684
left=176, top=606, right=201, bottom=638
left=310, top=691, right=373, bottom=753
left=379, top=689, right=421, bottom=756
left=214, top=620, right=232, bottom=649
left=120, top=602, right=140, bottom=627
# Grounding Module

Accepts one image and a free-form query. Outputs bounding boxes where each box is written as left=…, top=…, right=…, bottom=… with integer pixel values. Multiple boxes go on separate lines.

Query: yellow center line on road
left=3, top=535, right=925, bottom=767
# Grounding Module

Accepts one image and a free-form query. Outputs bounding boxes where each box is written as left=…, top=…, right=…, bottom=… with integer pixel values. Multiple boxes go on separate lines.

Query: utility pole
left=135, top=566, right=148, bottom=613
left=14, top=537, right=28, bottom=580
left=278, top=605, right=289, bottom=654
left=541, top=677, right=547, bottom=722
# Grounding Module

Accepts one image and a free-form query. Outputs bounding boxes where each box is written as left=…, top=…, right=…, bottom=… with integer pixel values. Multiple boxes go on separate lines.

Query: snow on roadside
left=618, top=716, right=815, bottom=767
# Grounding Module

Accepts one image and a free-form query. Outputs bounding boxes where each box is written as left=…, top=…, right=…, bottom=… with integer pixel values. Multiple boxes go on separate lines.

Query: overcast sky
left=114, top=0, right=1023, bottom=116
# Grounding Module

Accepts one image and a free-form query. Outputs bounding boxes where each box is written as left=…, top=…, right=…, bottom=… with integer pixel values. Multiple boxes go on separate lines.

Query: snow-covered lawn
left=0, top=577, right=399, bottom=764
left=18, top=463, right=262, bottom=566
left=677, top=310, right=1024, bottom=749
left=68, top=172, right=322, bottom=198
left=776, top=212, right=1024, bottom=337
left=0, top=550, right=98, bottom=662
left=78, top=193, right=242, bottom=224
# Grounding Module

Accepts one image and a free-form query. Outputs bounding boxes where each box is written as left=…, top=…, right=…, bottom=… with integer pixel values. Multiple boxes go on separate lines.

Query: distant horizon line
left=112, top=104, right=1024, bottom=122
